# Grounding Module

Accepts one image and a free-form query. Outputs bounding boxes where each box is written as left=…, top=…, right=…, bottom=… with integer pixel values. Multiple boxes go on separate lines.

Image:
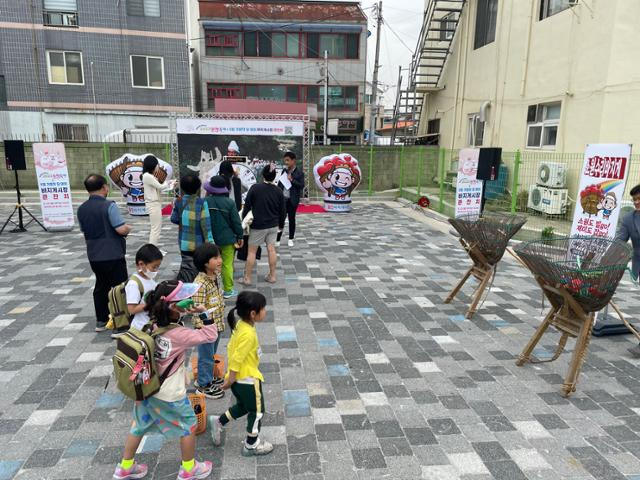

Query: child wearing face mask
left=120, top=244, right=164, bottom=335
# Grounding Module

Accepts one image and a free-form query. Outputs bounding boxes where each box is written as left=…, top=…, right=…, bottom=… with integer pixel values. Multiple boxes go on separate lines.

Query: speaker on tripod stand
left=0, top=140, right=47, bottom=235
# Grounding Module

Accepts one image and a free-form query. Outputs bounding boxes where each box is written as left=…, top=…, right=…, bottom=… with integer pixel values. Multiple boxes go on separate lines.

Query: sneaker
left=176, top=460, right=212, bottom=480
left=223, top=289, right=238, bottom=299
left=195, top=382, right=224, bottom=399
left=211, top=376, right=224, bottom=386
left=113, top=462, right=148, bottom=480
left=95, top=322, right=108, bottom=332
left=287, top=239, right=294, bottom=247
left=111, top=327, right=128, bottom=339
left=208, top=415, right=223, bottom=446
left=242, top=438, right=274, bottom=456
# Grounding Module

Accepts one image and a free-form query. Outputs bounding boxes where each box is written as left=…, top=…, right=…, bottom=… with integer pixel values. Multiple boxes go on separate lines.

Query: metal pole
left=417, top=146, right=423, bottom=197
left=511, top=150, right=521, bottom=214
left=368, top=1, right=383, bottom=145
left=90, top=61, right=98, bottom=138
left=368, top=143, right=374, bottom=196
left=438, top=148, right=445, bottom=213
left=399, top=144, right=405, bottom=196
left=323, top=50, right=329, bottom=146
left=390, top=65, right=402, bottom=146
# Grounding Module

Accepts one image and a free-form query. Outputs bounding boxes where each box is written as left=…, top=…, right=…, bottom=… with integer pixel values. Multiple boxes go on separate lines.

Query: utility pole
left=390, top=65, right=402, bottom=145
left=323, top=50, right=329, bottom=145
left=368, top=0, right=382, bottom=146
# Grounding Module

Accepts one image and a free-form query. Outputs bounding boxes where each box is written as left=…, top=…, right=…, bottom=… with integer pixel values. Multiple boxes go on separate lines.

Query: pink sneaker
left=113, top=462, right=148, bottom=479
left=176, top=460, right=213, bottom=479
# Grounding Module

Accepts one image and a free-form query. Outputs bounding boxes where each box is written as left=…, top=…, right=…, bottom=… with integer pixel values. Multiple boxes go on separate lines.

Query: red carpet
left=297, top=204, right=326, bottom=214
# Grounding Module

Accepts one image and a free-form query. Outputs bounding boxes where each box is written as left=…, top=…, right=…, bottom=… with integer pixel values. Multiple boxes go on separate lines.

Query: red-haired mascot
left=313, top=153, right=362, bottom=212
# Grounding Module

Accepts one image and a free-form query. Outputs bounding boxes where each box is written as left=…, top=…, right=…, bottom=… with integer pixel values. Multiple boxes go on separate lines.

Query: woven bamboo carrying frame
left=510, top=237, right=631, bottom=397
left=445, top=213, right=526, bottom=319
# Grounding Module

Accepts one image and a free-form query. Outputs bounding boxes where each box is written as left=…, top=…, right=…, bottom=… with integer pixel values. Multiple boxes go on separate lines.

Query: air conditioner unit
left=528, top=185, right=568, bottom=215
left=537, top=162, right=567, bottom=188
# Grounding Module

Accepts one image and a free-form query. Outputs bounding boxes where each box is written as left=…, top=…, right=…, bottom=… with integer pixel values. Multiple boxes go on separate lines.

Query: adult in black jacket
left=277, top=151, right=305, bottom=246
left=219, top=160, right=243, bottom=211
left=240, top=164, right=286, bottom=285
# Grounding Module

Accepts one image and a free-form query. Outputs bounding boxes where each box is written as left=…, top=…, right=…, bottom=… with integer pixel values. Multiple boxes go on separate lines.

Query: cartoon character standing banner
left=106, top=154, right=173, bottom=216
left=570, top=144, right=632, bottom=239
left=32, top=143, right=74, bottom=231
left=313, top=153, right=362, bottom=212
left=455, top=148, right=483, bottom=217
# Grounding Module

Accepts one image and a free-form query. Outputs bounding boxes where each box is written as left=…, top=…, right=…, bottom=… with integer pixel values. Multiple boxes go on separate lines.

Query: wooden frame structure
left=444, top=237, right=495, bottom=319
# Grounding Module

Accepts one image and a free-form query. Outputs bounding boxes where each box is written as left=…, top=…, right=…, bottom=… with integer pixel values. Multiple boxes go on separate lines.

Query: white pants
left=147, top=201, right=162, bottom=247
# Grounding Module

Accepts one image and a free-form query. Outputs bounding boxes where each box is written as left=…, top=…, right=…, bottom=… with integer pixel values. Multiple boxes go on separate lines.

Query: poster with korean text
left=32, top=143, right=74, bottom=231
left=570, top=144, right=632, bottom=239
left=455, top=148, right=483, bottom=217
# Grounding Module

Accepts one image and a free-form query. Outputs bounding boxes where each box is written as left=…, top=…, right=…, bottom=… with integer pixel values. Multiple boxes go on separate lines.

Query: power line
left=383, top=22, right=414, bottom=54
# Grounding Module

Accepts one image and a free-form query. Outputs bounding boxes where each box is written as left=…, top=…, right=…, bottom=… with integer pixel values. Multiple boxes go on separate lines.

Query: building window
left=54, top=123, right=89, bottom=142
left=206, top=83, right=357, bottom=111
left=307, top=33, right=359, bottom=59
left=540, top=0, right=576, bottom=20
left=46, top=51, right=83, bottom=85
left=526, top=102, right=560, bottom=149
left=205, top=31, right=241, bottom=56
left=271, top=33, right=300, bottom=58
left=468, top=114, right=484, bottom=146
left=130, top=55, right=164, bottom=89
left=474, top=0, right=498, bottom=49
left=127, top=0, right=160, bottom=17
left=43, top=0, right=78, bottom=26
left=320, top=86, right=358, bottom=111
left=440, top=13, right=456, bottom=41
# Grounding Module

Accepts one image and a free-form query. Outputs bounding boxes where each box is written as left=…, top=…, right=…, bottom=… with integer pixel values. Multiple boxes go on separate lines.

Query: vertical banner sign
left=455, top=148, right=483, bottom=217
left=32, top=143, right=74, bottom=231
left=571, top=144, right=632, bottom=239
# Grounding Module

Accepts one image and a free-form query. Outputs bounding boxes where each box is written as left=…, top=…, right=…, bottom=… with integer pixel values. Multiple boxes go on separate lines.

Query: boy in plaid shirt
left=170, top=175, right=214, bottom=282
left=192, top=243, right=226, bottom=399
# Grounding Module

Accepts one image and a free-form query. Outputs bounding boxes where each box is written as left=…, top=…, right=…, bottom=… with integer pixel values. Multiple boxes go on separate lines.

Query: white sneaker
left=242, top=438, right=273, bottom=456
left=287, top=239, right=294, bottom=247
left=208, top=415, right=223, bottom=446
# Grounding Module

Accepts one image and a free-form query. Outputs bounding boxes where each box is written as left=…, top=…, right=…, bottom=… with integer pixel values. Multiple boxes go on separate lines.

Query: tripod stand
left=0, top=169, right=47, bottom=235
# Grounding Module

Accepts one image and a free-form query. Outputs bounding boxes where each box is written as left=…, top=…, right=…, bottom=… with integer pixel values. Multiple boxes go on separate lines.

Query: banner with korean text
left=32, top=143, right=74, bottom=231
left=455, top=148, right=483, bottom=217
left=570, top=143, right=632, bottom=239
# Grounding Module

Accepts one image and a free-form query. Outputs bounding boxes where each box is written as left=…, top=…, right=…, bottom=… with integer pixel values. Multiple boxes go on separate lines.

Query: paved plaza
left=3, top=200, right=640, bottom=480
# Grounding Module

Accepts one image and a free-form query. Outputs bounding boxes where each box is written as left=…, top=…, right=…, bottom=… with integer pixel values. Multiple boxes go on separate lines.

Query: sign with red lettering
left=570, top=144, right=632, bottom=239
left=32, top=143, right=74, bottom=231
left=455, top=148, right=483, bottom=217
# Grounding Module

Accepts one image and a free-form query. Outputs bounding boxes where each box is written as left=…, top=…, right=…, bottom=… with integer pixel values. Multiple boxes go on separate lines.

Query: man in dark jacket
left=616, top=184, right=640, bottom=357
left=77, top=174, right=132, bottom=331
left=277, top=151, right=305, bottom=247
left=241, top=164, right=286, bottom=285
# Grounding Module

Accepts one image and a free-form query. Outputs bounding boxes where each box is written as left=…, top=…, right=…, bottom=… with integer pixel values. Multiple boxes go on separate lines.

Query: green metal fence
left=322, top=145, right=640, bottom=238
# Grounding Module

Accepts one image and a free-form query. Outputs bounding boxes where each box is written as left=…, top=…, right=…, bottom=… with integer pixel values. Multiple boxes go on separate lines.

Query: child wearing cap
left=112, top=280, right=217, bottom=480
left=204, top=175, right=244, bottom=298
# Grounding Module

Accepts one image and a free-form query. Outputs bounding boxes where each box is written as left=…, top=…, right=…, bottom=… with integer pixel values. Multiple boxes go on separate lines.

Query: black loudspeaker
left=4, top=140, right=26, bottom=171
left=476, top=147, right=502, bottom=181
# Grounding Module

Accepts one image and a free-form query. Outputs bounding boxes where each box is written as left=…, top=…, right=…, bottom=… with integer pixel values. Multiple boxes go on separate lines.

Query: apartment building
left=192, top=0, right=368, bottom=144
left=0, top=0, right=190, bottom=141
left=410, top=0, right=640, bottom=153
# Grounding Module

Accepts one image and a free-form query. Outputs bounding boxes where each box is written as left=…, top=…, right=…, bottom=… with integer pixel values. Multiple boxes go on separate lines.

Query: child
left=114, top=244, right=163, bottom=339
left=171, top=175, right=214, bottom=282
left=113, top=280, right=216, bottom=480
left=203, top=176, right=244, bottom=298
left=207, top=291, right=274, bottom=456
left=192, top=243, right=226, bottom=399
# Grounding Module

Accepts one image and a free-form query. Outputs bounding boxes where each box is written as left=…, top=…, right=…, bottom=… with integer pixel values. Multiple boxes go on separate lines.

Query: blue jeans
left=197, top=337, right=220, bottom=386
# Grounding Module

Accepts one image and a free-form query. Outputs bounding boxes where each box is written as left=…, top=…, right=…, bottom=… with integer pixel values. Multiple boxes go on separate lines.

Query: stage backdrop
left=571, top=143, right=632, bottom=239
left=32, top=143, right=74, bottom=231
left=176, top=118, right=304, bottom=202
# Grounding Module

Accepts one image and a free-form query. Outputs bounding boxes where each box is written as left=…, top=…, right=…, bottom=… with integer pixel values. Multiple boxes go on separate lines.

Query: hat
left=203, top=175, right=229, bottom=195
left=162, top=281, right=201, bottom=302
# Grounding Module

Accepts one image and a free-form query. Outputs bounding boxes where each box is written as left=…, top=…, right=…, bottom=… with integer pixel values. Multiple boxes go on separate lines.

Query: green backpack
left=112, top=324, right=178, bottom=401
left=107, top=276, right=144, bottom=330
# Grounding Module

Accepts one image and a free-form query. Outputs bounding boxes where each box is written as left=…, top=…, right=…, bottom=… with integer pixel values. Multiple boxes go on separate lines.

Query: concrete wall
left=422, top=0, right=640, bottom=153
left=0, top=143, right=170, bottom=190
